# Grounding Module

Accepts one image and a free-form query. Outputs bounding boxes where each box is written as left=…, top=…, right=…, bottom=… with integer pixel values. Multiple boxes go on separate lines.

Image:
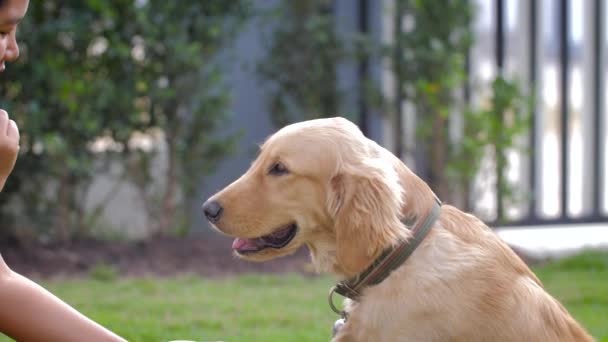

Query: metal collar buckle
left=329, top=286, right=348, bottom=337
left=328, top=286, right=346, bottom=317
left=328, top=286, right=348, bottom=338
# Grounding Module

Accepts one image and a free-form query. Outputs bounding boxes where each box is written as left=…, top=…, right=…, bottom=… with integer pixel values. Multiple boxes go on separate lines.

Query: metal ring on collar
left=328, top=286, right=344, bottom=316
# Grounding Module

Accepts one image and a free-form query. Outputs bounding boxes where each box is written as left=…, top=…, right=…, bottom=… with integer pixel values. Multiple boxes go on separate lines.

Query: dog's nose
left=203, top=200, right=223, bottom=223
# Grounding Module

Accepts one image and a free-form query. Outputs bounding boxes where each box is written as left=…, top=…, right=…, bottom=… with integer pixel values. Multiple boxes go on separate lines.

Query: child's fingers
left=0, top=110, right=8, bottom=135
left=7, top=120, right=19, bottom=142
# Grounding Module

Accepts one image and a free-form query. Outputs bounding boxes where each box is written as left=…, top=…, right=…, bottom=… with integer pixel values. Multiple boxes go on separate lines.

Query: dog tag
left=332, top=317, right=346, bottom=337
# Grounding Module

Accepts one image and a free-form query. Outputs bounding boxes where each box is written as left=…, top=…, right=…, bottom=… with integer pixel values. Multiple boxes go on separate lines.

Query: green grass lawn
left=1, top=251, right=607, bottom=342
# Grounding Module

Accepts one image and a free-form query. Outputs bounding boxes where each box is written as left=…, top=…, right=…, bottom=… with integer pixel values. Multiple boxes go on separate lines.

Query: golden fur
left=206, top=117, right=594, bottom=341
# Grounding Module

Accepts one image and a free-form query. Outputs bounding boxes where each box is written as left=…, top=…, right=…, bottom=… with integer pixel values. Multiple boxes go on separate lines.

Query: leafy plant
left=257, top=0, right=350, bottom=127
left=390, top=0, right=531, bottom=219
left=390, top=0, right=474, bottom=201
left=126, top=0, right=250, bottom=236
left=447, top=76, right=532, bottom=217
left=0, top=0, right=139, bottom=241
left=0, top=1, right=249, bottom=241
left=257, top=0, right=531, bottom=220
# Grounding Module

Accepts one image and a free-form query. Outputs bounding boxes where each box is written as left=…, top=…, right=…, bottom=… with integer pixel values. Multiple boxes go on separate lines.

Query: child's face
left=0, top=0, right=29, bottom=72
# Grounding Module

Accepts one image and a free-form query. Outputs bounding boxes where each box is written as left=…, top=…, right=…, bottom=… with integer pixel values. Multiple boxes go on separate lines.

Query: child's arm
left=0, top=253, right=128, bottom=341
left=0, top=112, right=127, bottom=341
left=0, top=110, right=20, bottom=191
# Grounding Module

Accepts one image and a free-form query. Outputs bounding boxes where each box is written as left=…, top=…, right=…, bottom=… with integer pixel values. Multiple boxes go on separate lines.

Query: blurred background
left=0, top=0, right=606, bottom=341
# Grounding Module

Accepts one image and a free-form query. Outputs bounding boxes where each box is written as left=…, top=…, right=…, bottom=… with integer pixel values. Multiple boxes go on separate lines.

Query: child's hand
left=0, top=109, right=20, bottom=191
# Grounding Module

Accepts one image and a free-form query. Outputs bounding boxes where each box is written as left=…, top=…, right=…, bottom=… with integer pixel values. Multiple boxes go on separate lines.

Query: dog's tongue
left=232, top=238, right=260, bottom=251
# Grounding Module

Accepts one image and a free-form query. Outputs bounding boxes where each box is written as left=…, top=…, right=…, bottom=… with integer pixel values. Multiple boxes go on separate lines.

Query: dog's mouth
left=231, top=223, right=298, bottom=255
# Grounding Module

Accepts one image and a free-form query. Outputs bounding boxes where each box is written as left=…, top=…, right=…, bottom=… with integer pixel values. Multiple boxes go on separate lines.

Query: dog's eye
left=268, top=162, right=289, bottom=176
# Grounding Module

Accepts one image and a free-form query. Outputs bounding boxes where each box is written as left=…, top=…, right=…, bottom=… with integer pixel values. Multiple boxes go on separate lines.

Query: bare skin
left=0, top=0, right=126, bottom=340
left=0, top=109, right=18, bottom=190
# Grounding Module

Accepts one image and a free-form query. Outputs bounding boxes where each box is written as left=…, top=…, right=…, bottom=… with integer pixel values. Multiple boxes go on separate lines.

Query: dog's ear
left=327, top=156, right=410, bottom=276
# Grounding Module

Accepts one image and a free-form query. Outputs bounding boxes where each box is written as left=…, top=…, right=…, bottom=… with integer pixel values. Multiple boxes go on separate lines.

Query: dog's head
left=203, top=117, right=436, bottom=277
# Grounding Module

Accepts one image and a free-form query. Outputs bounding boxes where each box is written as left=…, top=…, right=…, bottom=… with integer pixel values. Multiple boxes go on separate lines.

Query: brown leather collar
left=329, top=199, right=442, bottom=314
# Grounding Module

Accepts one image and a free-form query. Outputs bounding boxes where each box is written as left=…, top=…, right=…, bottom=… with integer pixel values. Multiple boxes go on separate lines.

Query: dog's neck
left=390, top=156, right=439, bottom=222
left=332, top=198, right=441, bottom=300
left=306, top=236, right=341, bottom=274
left=308, top=152, right=440, bottom=278
left=339, top=155, right=439, bottom=277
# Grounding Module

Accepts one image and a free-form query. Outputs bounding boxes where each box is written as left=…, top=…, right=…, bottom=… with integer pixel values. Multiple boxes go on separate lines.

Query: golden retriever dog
left=203, top=117, right=594, bottom=341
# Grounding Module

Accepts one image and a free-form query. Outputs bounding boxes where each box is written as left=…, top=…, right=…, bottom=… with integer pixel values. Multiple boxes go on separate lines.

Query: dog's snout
left=203, top=200, right=224, bottom=223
